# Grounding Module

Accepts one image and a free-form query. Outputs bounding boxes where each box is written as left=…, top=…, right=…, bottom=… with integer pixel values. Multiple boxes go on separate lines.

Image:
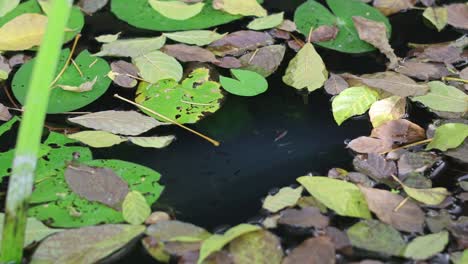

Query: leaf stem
left=50, top=33, right=81, bottom=88
left=380, top=138, right=433, bottom=155
left=442, top=76, right=468, bottom=84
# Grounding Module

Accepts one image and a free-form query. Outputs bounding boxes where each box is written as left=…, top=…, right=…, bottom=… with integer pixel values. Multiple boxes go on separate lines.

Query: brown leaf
left=347, top=136, right=393, bottom=154
left=357, top=71, right=429, bottom=97
left=8, top=53, right=30, bottom=68
left=395, top=60, right=450, bottom=81
left=213, top=56, right=242, bottom=69
left=239, top=45, right=286, bottom=77
left=0, top=55, right=11, bottom=77
left=79, top=0, right=109, bottom=15
left=162, top=44, right=218, bottom=63
left=0, top=103, right=12, bottom=121
left=418, top=45, right=463, bottom=64
left=397, top=152, right=440, bottom=176
left=277, top=19, right=297, bottom=32
left=353, top=154, right=397, bottom=184
left=287, top=40, right=302, bottom=52
left=371, top=119, right=426, bottom=143
left=309, top=25, right=339, bottom=43
left=278, top=207, right=329, bottom=229
left=325, top=227, right=351, bottom=251
left=373, top=0, right=417, bottom=16
left=110, top=60, right=139, bottom=88
left=447, top=4, right=468, bottom=30
left=460, top=67, right=468, bottom=91
left=65, top=164, right=129, bottom=209
left=283, top=236, right=335, bottom=264
left=207, top=30, right=274, bottom=57
left=164, top=241, right=201, bottom=257
left=420, top=0, right=435, bottom=7
left=268, top=29, right=290, bottom=40
left=358, top=186, right=425, bottom=233
left=324, top=73, right=349, bottom=95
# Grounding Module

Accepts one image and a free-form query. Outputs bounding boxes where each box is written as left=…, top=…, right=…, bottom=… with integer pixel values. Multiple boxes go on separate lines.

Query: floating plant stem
left=0, top=0, right=72, bottom=262
left=380, top=138, right=433, bottom=155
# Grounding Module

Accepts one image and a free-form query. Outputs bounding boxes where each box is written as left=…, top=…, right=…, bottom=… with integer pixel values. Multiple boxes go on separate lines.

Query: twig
left=288, top=32, right=305, bottom=48
left=71, top=59, right=83, bottom=77
left=380, top=138, right=433, bottom=155
left=124, top=73, right=148, bottom=82
left=88, top=58, right=98, bottom=68
left=2, top=84, right=19, bottom=109
left=114, top=94, right=220, bottom=147
left=50, top=34, right=81, bottom=87
left=443, top=76, right=468, bottom=84
left=248, top=49, right=259, bottom=63
left=394, top=197, right=410, bottom=212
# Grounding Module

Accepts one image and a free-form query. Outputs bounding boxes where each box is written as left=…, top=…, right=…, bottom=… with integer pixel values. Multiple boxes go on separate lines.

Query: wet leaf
left=13, top=49, right=111, bottom=113
left=164, top=30, right=225, bottom=46
left=65, top=164, right=129, bottom=209
left=347, top=220, right=406, bottom=256
left=373, top=0, right=417, bottom=16
left=358, top=186, right=425, bottom=233
left=128, top=135, right=176, bottom=149
left=95, top=35, right=167, bottom=57
left=371, top=119, right=426, bottom=144
left=294, top=0, right=391, bottom=53
left=309, top=25, right=339, bottom=43
left=208, top=30, right=274, bottom=57
left=403, top=231, right=449, bottom=260
left=198, top=224, right=261, bottom=264
left=282, top=236, right=335, bottom=264
left=400, top=182, right=450, bottom=206
left=427, top=123, right=468, bottom=151
left=283, top=43, right=328, bottom=92
left=358, top=71, right=429, bottom=97
left=423, top=7, right=448, bottom=32
left=0, top=0, right=19, bottom=17
left=347, top=136, right=393, bottom=154
left=262, top=186, right=303, bottom=213
left=297, top=176, right=371, bottom=219
left=0, top=103, right=11, bottom=121
left=133, top=50, right=183, bottom=83
left=325, top=227, right=351, bottom=250
left=324, top=73, right=348, bottom=95
left=141, top=237, right=170, bottom=263
left=146, top=220, right=210, bottom=242
left=30, top=224, right=145, bottom=264
left=57, top=76, right=97, bottom=93
left=397, top=152, right=440, bottom=176
left=447, top=4, right=468, bottom=30
left=0, top=13, right=47, bottom=51
left=68, top=131, right=126, bottom=148
left=332, top=86, right=379, bottom=125
left=214, top=56, right=242, bottom=69
left=220, top=69, right=268, bottom=97
left=412, top=81, right=468, bottom=113
left=353, top=16, right=399, bottom=69
left=122, top=191, right=151, bottom=225
left=278, top=207, right=329, bottom=228
left=239, top=45, right=286, bottom=77
left=162, top=44, right=217, bottom=63
left=108, top=60, right=139, bottom=88
left=229, top=230, right=283, bottom=264
left=0, top=115, right=18, bottom=137
left=78, top=0, right=108, bottom=15
left=247, top=12, right=284, bottom=30
left=135, top=68, right=224, bottom=124
left=395, top=60, right=449, bottom=81
left=369, top=96, right=406, bottom=128
left=353, top=154, right=397, bottom=185
left=149, top=0, right=204, bottom=20
left=212, top=0, right=267, bottom=17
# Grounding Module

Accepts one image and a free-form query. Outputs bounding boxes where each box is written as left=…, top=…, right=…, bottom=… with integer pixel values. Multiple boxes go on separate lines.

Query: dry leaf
left=395, top=60, right=450, bottom=81
left=57, top=76, right=98, bottom=93
left=369, top=96, right=406, bottom=128
left=0, top=13, right=48, bottom=51
left=324, top=73, right=349, bottom=95
left=283, top=236, right=335, bottom=264
left=109, top=60, right=139, bottom=88
left=309, top=25, right=339, bottom=43
left=208, top=30, right=274, bottom=57
left=213, top=56, right=242, bottom=69
left=278, top=207, right=329, bottom=228
left=347, top=136, right=393, bottom=154
left=373, top=0, right=417, bottom=16
left=0, top=103, right=12, bottom=121
left=358, top=71, right=429, bottom=97
left=447, top=4, right=468, bottom=30
left=238, top=45, right=286, bottom=77
left=353, top=154, right=397, bottom=184
left=162, top=44, right=218, bottom=63
left=79, top=0, right=109, bottom=15
left=418, top=45, right=463, bottom=64
left=277, top=19, right=297, bottom=32
left=371, top=119, right=426, bottom=143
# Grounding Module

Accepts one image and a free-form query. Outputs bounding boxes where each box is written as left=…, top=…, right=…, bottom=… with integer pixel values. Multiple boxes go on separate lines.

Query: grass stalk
left=0, top=0, right=72, bottom=262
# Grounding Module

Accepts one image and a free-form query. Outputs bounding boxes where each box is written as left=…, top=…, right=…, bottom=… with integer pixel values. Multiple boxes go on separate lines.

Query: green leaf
left=247, top=12, right=284, bottom=30
left=423, top=7, right=448, bottom=32
left=427, top=123, right=468, bottom=151
left=403, top=185, right=450, bottom=206
left=30, top=224, right=145, bottom=264
left=347, top=220, right=406, bottom=256
left=29, top=159, right=164, bottom=227
left=12, top=49, right=111, bottom=113
left=128, top=136, right=176, bottom=149
left=294, top=0, right=391, bottom=53
left=282, top=43, right=328, bottom=92
left=403, top=231, right=449, bottom=260
left=164, top=30, right=225, bottom=46
left=297, top=176, right=371, bottom=219
left=133, top=50, right=183, bottom=83
left=135, top=68, right=224, bottom=124
left=122, top=191, right=151, bottom=225
left=229, top=230, right=283, bottom=264
left=148, top=0, right=205, bottom=20
left=262, top=186, right=303, bottom=213
left=0, top=0, right=19, bottom=17
left=68, top=131, right=127, bottom=148
left=0, top=115, right=19, bottom=138
left=198, top=224, right=261, bottom=264
left=94, top=35, right=166, bottom=57
left=220, top=69, right=268, bottom=96
left=412, top=81, right=468, bottom=113
left=214, top=0, right=267, bottom=17
left=332, top=86, right=379, bottom=125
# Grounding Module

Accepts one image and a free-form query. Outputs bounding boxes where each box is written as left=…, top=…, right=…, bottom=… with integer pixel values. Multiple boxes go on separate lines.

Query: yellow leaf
left=369, top=96, right=406, bottom=127
left=0, top=13, right=48, bottom=51
left=423, top=7, right=448, bottom=32
left=213, top=0, right=267, bottom=17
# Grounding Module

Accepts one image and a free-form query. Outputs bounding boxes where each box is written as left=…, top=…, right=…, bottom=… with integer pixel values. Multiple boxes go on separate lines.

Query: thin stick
left=50, top=34, right=81, bottom=87
left=124, top=73, right=148, bottom=82
left=2, top=84, right=19, bottom=109
left=394, top=197, right=410, bottom=212
left=248, top=49, right=259, bottom=63
left=288, top=32, right=305, bottom=48
left=114, top=94, right=220, bottom=147
left=71, top=59, right=83, bottom=77
left=380, top=138, right=433, bottom=155
left=307, top=27, right=314, bottom=43
left=88, top=58, right=98, bottom=68
left=443, top=76, right=468, bottom=84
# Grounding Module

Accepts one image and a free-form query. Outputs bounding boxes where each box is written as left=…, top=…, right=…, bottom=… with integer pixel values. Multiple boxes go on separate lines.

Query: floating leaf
left=347, top=136, right=393, bottom=154
left=133, top=50, right=183, bottom=83
left=95, top=35, right=166, bottom=57
left=399, top=182, right=450, bottom=206
left=198, top=224, right=261, bottom=264
left=135, top=68, right=224, bottom=124
left=297, top=176, right=371, bottom=219
left=57, top=76, right=97, bottom=93
left=358, top=71, right=429, bottom=97
left=148, top=0, right=205, bottom=20
left=395, top=60, right=450, bottom=81
left=212, top=0, right=267, bottom=17
left=239, top=45, right=286, bottom=77
left=13, top=49, right=111, bottom=113
left=294, top=0, right=391, bottom=53
left=161, top=44, right=218, bottom=63
left=69, top=110, right=164, bottom=136
left=369, top=96, right=406, bottom=128
left=403, top=231, right=449, bottom=260
left=0, top=115, right=19, bottom=137
left=412, top=81, right=468, bottom=113
left=278, top=207, right=329, bottom=228
left=283, top=236, right=335, bottom=264
left=0, top=0, right=20, bottom=17
left=68, top=131, right=126, bottom=148
left=0, top=13, right=47, bottom=51
left=78, top=0, right=109, bottom=15
left=220, top=69, right=268, bottom=96
left=128, top=136, right=176, bottom=149
left=109, top=60, right=139, bottom=88
left=0, top=103, right=12, bottom=122
left=30, top=224, right=145, bottom=263
left=229, top=230, right=283, bottom=264
left=146, top=220, right=210, bottom=242
left=332, top=86, right=379, bottom=125
left=324, top=73, right=348, bottom=95
left=309, top=25, right=339, bottom=42
left=95, top=32, right=121, bottom=43
left=262, top=186, right=303, bottom=213
left=122, top=191, right=151, bottom=225
left=423, top=7, right=448, bottom=32
left=247, top=12, right=284, bottom=30
left=353, top=153, right=397, bottom=185
left=208, top=30, right=274, bottom=57
left=373, top=0, right=416, bottom=16
left=447, top=4, right=468, bottom=30
left=283, top=43, right=328, bottom=92
left=371, top=119, right=426, bottom=144
left=427, top=123, right=468, bottom=151
left=347, top=220, right=406, bottom=256
left=164, top=30, right=225, bottom=46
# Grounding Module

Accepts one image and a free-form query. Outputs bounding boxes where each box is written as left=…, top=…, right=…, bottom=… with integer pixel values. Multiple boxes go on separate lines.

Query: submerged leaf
left=247, top=12, right=284, bottom=30
left=220, top=69, right=268, bottom=96
left=332, top=86, right=379, bottom=125
left=278, top=207, right=329, bottom=229
left=122, top=191, right=151, bottom=225
left=164, top=30, right=225, bottom=46
left=412, top=81, right=468, bottom=113
left=229, top=230, right=283, bottom=264
left=0, top=13, right=47, bottom=51
left=283, top=236, right=335, bottom=264
left=146, top=220, right=210, bottom=242
left=212, top=0, right=267, bottom=17
left=324, top=73, right=348, bottom=95
left=148, top=0, right=204, bottom=20
left=353, top=154, right=397, bottom=185
left=427, top=123, right=468, bottom=151
left=262, top=186, right=303, bottom=213
left=68, top=131, right=126, bottom=148
left=403, top=231, right=449, bottom=260
left=133, top=50, right=183, bottom=83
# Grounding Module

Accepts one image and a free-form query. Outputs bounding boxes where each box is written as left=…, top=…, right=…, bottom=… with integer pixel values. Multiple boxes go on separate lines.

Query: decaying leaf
left=163, top=30, right=225, bottom=46
left=397, top=152, right=440, bottom=176
left=161, top=44, right=218, bottom=63
left=122, top=191, right=151, bottom=225
left=353, top=154, right=397, bottom=185
left=373, top=0, right=417, bottom=16
left=239, top=45, right=286, bottom=77
left=395, top=60, right=449, bottom=81
left=447, top=4, right=468, bottom=30
left=262, top=186, right=303, bottom=213
left=278, top=207, right=329, bottom=229
left=208, top=30, right=274, bottom=57
left=57, top=76, right=98, bottom=93
left=109, top=60, right=139, bottom=88
left=423, top=7, right=448, bottom=32
left=67, top=131, right=127, bottom=148
left=332, top=86, right=379, bottom=125
left=403, top=231, right=449, bottom=260
left=0, top=13, right=47, bottom=51
left=371, top=119, right=426, bottom=144
left=324, top=73, right=348, bottom=95
left=148, top=0, right=204, bottom=20
left=212, top=0, right=267, bottom=17
left=369, top=96, right=406, bottom=128
left=347, top=136, right=393, bottom=154
left=146, top=220, right=211, bottom=242
left=358, top=71, right=429, bottom=97
left=65, top=164, right=130, bottom=209
left=427, top=123, right=468, bottom=151
left=309, top=25, right=339, bottom=43
left=282, top=236, right=335, bottom=264
left=0, top=103, right=12, bottom=121
left=229, top=230, right=283, bottom=264
left=95, top=36, right=167, bottom=58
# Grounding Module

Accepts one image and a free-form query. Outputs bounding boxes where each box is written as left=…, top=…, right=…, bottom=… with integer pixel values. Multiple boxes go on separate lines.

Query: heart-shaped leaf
left=220, top=69, right=268, bottom=96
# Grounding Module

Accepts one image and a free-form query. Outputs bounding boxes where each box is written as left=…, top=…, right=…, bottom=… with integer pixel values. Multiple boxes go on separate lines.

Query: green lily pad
left=29, top=159, right=164, bottom=227
left=294, top=0, right=391, bottom=53
left=12, top=49, right=111, bottom=113
left=111, top=0, right=262, bottom=32
left=0, top=0, right=84, bottom=44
